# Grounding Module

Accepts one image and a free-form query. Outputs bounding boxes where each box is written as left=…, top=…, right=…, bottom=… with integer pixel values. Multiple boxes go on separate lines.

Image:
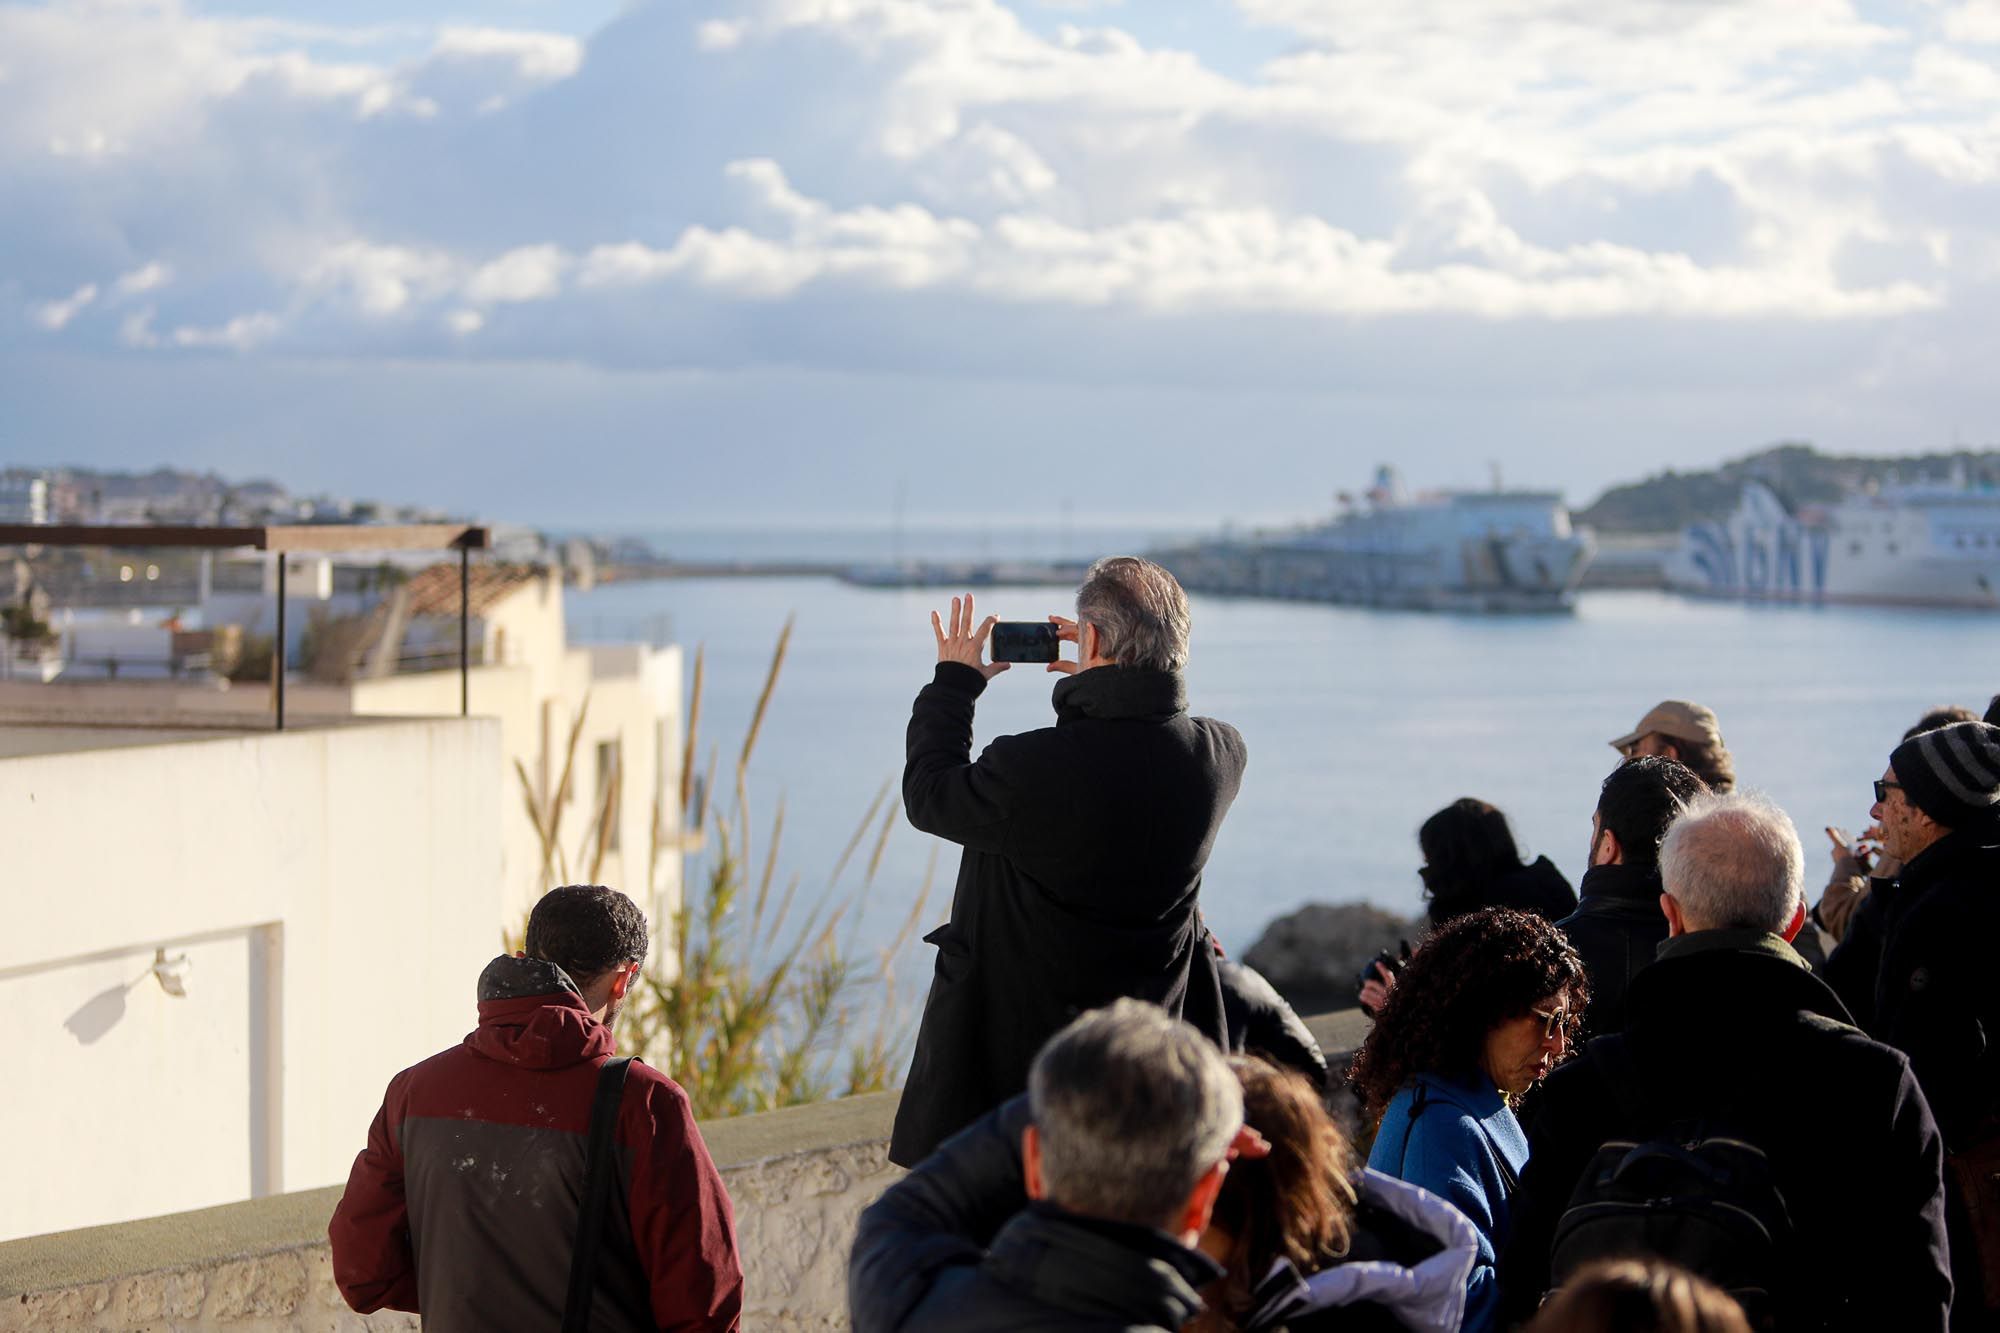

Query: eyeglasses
left=1529, top=1006, right=1570, bottom=1041
left=1874, top=780, right=1904, bottom=804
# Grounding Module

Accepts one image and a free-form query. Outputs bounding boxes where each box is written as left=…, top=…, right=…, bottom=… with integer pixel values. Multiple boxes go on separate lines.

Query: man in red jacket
left=329, top=884, right=742, bottom=1332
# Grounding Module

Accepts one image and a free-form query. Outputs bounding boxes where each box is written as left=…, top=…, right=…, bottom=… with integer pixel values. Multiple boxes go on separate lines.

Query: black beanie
left=1890, top=721, right=2000, bottom=829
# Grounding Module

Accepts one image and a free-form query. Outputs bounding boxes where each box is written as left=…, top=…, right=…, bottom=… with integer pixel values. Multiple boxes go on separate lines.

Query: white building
left=0, top=713, right=505, bottom=1242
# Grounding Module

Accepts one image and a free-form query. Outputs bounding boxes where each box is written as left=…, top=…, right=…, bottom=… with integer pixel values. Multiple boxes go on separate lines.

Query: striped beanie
left=1891, top=721, right=2000, bottom=829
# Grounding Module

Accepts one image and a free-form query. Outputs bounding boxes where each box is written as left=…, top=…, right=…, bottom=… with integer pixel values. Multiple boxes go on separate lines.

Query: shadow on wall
left=64, top=978, right=139, bottom=1046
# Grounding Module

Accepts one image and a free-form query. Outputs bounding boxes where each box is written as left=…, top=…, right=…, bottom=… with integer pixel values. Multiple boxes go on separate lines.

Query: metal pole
left=274, top=557, right=287, bottom=732
left=459, top=543, right=470, bottom=717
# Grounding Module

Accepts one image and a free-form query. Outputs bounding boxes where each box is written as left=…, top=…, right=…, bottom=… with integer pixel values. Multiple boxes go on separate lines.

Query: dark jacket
left=1556, top=862, right=1667, bottom=1037
left=1823, top=872, right=1906, bottom=1030
left=328, top=957, right=743, bottom=1333
left=1431, top=856, right=1576, bottom=927
left=1218, top=957, right=1330, bottom=1090
left=891, top=661, right=1246, bottom=1166
left=850, top=1097, right=1221, bottom=1332
left=1870, top=826, right=2000, bottom=1150
left=1498, top=931, right=1951, bottom=1332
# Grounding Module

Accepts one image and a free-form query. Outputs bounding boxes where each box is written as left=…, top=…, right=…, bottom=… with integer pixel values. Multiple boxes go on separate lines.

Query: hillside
left=1576, top=442, right=2000, bottom=534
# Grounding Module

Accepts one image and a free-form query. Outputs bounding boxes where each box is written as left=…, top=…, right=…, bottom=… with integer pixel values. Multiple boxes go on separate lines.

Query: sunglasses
left=1874, top=780, right=1904, bottom=804
left=1528, top=1006, right=1570, bottom=1041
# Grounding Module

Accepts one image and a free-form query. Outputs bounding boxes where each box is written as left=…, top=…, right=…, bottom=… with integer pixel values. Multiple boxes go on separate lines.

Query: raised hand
left=931, top=593, right=1010, bottom=680
left=1046, top=614, right=1080, bottom=675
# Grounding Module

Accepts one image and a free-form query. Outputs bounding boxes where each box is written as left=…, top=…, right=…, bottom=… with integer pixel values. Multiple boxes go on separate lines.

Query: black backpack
left=1548, top=1039, right=1795, bottom=1327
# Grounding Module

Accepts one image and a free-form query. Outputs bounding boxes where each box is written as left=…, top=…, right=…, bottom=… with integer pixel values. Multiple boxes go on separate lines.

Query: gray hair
left=1659, top=790, right=1804, bottom=933
left=1029, top=999, right=1243, bottom=1231
left=1076, top=556, right=1191, bottom=672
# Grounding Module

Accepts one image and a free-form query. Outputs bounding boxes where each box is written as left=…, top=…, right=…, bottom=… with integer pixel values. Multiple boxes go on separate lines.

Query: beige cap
left=1609, top=700, right=1723, bottom=753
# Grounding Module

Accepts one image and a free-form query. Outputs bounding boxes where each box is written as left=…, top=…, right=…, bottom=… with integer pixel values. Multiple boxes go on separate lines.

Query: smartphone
left=990, top=621, right=1059, bottom=664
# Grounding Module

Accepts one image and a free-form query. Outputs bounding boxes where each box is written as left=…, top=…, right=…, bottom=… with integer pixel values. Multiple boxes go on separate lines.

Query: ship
left=1154, top=467, right=1595, bottom=613
left=1664, top=473, right=2000, bottom=609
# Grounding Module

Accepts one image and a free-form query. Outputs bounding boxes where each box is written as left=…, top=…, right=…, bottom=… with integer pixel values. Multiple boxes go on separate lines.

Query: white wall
left=0, top=718, right=503, bottom=1242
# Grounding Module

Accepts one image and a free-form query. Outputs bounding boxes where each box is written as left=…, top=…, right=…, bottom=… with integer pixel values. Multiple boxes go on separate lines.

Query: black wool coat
left=1498, top=931, right=1951, bottom=1332
left=888, top=662, right=1246, bottom=1167
left=1870, top=825, right=2000, bottom=1151
left=1555, top=861, right=1668, bottom=1039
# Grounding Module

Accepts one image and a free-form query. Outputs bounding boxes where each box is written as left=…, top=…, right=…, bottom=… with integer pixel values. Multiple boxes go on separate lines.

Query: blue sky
left=4, top=0, right=1999, bottom=527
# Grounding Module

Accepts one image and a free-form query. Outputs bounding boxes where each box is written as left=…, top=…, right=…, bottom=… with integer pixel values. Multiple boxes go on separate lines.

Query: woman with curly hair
left=1190, top=1057, right=1479, bottom=1333
left=1349, top=908, right=1587, bottom=1333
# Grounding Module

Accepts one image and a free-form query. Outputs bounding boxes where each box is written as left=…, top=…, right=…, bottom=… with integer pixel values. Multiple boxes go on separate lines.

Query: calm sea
left=567, top=545, right=1996, bottom=1014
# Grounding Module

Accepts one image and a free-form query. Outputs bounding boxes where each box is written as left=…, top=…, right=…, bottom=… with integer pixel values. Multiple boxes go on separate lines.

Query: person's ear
left=1022, top=1125, right=1046, bottom=1201
left=1661, top=740, right=1682, bottom=762
left=1176, top=1160, right=1229, bottom=1246
left=1660, top=892, right=1688, bottom=937
left=514, top=949, right=527, bottom=959
left=1781, top=898, right=1808, bottom=943
left=610, top=961, right=637, bottom=1001
left=1592, top=827, right=1623, bottom=867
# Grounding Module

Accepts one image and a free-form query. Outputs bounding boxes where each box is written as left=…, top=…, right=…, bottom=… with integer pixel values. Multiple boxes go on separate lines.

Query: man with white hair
left=848, top=999, right=1250, bottom=1332
left=1499, top=791, right=1951, bottom=1330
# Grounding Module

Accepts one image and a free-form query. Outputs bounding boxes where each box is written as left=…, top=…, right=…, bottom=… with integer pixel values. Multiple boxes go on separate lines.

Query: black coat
left=1431, top=856, right=1576, bottom=926
left=890, top=662, right=1246, bottom=1166
left=1555, top=862, right=1667, bottom=1038
left=849, top=1097, right=1220, bottom=1333
left=1499, top=931, right=1951, bottom=1332
left=1218, top=958, right=1330, bottom=1090
left=1870, top=827, right=2000, bottom=1151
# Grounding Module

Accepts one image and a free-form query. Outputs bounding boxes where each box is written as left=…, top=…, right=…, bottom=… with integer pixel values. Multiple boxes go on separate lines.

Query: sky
left=4, top=0, right=2000, bottom=529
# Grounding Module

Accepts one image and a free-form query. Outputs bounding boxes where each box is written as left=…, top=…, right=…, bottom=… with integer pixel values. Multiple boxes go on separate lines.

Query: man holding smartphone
left=889, top=556, right=1247, bottom=1168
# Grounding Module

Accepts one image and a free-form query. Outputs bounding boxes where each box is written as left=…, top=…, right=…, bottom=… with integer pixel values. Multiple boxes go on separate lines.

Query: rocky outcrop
left=1243, top=902, right=1423, bottom=1018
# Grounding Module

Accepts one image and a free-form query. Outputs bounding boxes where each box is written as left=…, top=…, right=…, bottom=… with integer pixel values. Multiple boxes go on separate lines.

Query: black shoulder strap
left=1395, top=1082, right=1432, bottom=1178
left=563, top=1056, right=634, bottom=1333
left=1587, top=1036, right=1652, bottom=1126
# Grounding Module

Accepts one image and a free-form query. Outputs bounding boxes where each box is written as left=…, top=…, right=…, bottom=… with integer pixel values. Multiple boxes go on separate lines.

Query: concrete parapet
left=0, top=1014, right=1367, bottom=1331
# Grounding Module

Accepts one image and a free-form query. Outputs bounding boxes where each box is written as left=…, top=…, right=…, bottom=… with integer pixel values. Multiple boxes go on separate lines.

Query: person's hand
left=1358, top=961, right=1397, bottom=1015
left=1045, top=614, right=1080, bottom=675
left=1826, top=825, right=1872, bottom=878
left=931, top=593, right=1010, bottom=680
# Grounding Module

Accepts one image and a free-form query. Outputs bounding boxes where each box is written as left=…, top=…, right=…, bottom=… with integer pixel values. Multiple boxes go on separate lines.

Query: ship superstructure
left=1157, top=467, right=1595, bottom=613
left=1665, top=475, right=2000, bottom=609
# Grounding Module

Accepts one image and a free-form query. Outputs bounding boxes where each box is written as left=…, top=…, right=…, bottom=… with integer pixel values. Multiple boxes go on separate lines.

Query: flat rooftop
left=0, top=711, right=399, bottom=759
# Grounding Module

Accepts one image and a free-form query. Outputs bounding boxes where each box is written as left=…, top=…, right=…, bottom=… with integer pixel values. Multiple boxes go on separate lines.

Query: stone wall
left=1, top=1016, right=1367, bottom=1332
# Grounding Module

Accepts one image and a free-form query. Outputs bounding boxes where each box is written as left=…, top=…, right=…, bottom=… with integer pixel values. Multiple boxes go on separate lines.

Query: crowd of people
left=322, top=555, right=2000, bottom=1333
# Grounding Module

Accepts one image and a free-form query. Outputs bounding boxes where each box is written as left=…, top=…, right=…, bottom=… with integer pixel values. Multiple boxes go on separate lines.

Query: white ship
left=1665, top=474, right=2000, bottom=609
left=1157, top=467, right=1595, bottom=613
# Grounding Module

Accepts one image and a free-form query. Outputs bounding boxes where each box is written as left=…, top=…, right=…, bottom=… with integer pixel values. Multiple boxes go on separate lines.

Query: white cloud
left=114, top=262, right=173, bottom=297
left=431, top=27, right=584, bottom=83
left=464, top=244, right=569, bottom=304
left=32, top=283, right=97, bottom=330
left=169, top=310, right=281, bottom=350
left=1942, top=2, right=2000, bottom=43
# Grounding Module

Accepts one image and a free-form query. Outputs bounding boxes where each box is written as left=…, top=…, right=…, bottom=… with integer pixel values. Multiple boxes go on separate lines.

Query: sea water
left=568, top=568, right=1995, bottom=1017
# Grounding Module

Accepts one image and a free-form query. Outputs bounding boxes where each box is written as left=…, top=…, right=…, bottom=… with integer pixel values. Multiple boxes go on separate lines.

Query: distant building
left=0, top=474, right=50, bottom=525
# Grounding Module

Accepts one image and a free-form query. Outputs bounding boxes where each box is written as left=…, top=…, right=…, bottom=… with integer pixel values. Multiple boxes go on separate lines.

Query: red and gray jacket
left=329, top=956, right=743, bottom=1332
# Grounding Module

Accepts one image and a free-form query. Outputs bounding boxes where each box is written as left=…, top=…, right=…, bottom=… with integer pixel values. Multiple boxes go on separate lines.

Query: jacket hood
left=1245, top=1169, right=1478, bottom=1333
left=1574, top=861, right=1664, bottom=908
left=1628, top=932, right=1855, bottom=1036
left=985, top=1203, right=1217, bottom=1328
left=465, top=955, right=614, bottom=1071
left=1052, top=665, right=1187, bottom=723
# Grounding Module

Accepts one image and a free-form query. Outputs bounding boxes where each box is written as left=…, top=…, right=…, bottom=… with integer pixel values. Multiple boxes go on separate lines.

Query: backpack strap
left=563, top=1056, right=634, bottom=1333
left=1395, top=1082, right=1432, bottom=1178
left=1586, top=1036, right=1651, bottom=1126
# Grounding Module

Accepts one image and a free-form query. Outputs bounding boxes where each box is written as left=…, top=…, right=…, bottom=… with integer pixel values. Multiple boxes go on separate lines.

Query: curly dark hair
left=1348, top=907, right=1587, bottom=1121
left=525, top=884, right=649, bottom=982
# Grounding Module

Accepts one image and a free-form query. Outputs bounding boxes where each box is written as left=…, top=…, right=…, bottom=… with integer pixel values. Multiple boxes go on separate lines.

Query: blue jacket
left=1367, top=1070, right=1528, bottom=1333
